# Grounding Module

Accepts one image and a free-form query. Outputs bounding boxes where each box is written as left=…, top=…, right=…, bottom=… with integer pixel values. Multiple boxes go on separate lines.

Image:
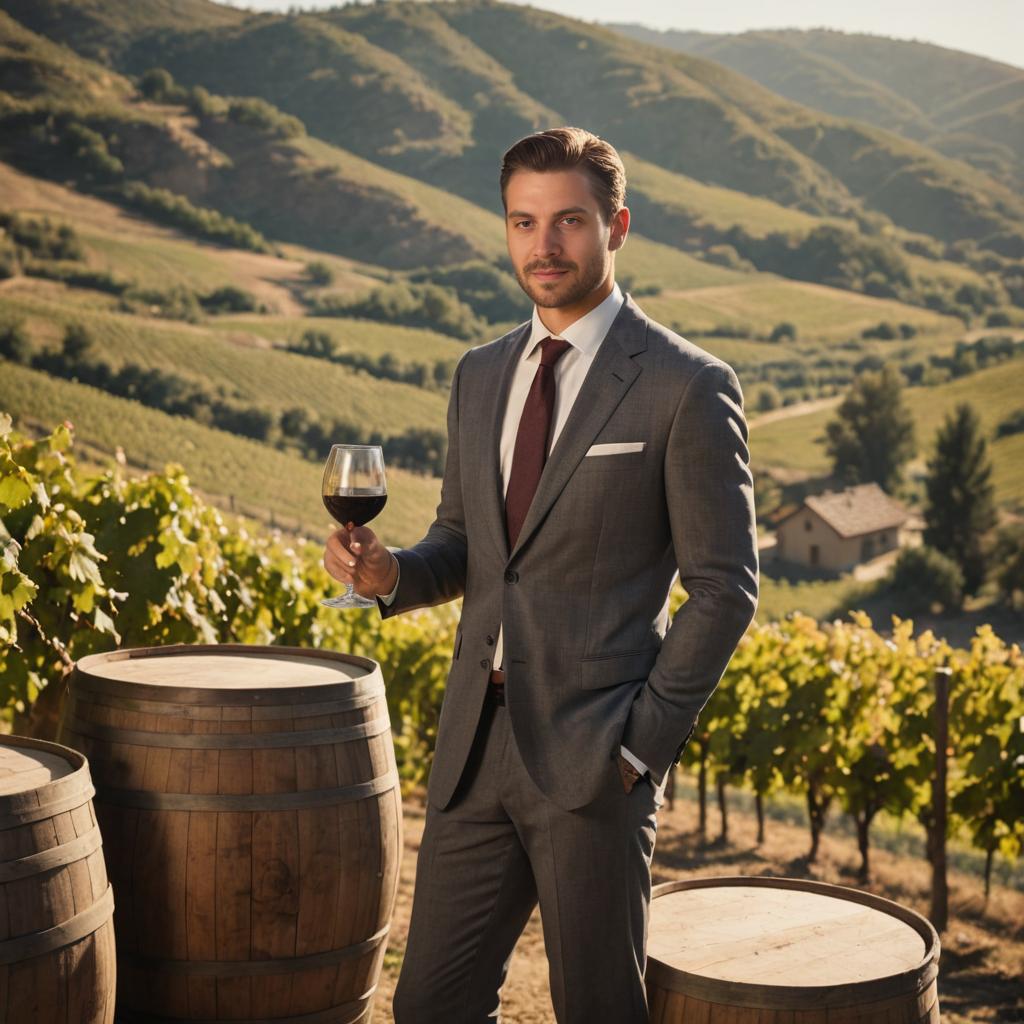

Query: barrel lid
left=647, top=876, right=940, bottom=1009
left=73, top=644, right=381, bottom=705
left=80, top=649, right=364, bottom=689
left=0, top=742, right=75, bottom=795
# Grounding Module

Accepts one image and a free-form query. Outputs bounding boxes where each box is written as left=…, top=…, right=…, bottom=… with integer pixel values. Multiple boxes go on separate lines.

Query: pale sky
left=228, top=0, right=1024, bottom=70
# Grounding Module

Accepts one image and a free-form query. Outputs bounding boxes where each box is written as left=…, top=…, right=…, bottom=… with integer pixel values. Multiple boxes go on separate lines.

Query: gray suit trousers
left=392, top=692, right=667, bottom=1023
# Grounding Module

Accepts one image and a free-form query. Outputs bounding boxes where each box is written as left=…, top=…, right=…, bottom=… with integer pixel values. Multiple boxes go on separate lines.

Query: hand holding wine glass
left=324, top=522, right=398, bottom=600
left=320, top=444, right=394, bottom=609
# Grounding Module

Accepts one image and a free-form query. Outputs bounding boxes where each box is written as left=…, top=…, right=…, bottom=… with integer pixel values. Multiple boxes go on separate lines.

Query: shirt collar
left=524, top=282, right=624, bottom=362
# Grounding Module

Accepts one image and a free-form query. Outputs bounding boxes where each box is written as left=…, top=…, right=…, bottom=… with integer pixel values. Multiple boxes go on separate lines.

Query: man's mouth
left=533, top=269, right=569, bottom=279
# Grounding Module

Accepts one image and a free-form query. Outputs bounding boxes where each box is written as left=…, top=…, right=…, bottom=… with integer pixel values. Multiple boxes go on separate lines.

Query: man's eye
left=563, top=217, right=580, bottom=225
left=515, top=221, right=531, bottom=228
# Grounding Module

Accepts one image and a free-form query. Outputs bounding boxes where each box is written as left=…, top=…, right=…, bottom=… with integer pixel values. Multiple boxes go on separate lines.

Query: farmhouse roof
left=781, top=483, right=910, bottom=539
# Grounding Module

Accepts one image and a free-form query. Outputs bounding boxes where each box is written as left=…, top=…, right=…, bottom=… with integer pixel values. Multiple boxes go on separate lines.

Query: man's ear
left=609, top=206, right=629, bottom=251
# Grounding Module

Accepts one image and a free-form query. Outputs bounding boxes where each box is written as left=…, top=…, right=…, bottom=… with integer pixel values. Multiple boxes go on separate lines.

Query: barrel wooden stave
left=63, top=645, right=402, bottom=1024
left=0, top=735, right=116, bottom=1024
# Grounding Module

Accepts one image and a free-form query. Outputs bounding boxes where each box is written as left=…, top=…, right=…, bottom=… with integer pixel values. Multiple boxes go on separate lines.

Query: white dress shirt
left=379, top=281, right=649, bottom=777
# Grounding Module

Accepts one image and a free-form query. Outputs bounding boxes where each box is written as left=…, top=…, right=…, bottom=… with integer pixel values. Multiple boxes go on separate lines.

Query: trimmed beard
left=512, top=249, right=606, bottom=309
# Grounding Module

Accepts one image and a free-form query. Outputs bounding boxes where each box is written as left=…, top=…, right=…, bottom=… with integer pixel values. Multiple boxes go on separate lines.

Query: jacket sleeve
left=376, top=351, right=470, bottom=619
left=619, top=360, right=759, bottom=784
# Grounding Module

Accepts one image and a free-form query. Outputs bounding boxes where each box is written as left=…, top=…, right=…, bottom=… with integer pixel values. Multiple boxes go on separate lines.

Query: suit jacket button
left=486, top=635, right=495, bottom=645
left=504, top=570, right=518, bottom=584
left=480, top=659, right=489, bottom=669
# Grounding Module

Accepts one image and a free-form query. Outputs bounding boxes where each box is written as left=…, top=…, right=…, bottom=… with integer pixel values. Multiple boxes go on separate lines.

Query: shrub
left=200, top=286, right=259, bottom=314
left=119, top=182, right=271, bottom=253
left=62, top=322, right=95, bottom=361
left=989, top=524, right=1024, bottom=609
left=305, top=260, right=335, bottom=286
left=61, top=122, right=124, bottom=183
left=861, top=321, right=897, bottom=340
left=769, top=321, right=796, bottom=343
left=754, top=383, right=781, bottom=413
left=886, top=545, right=964, bottom=613
left=138, top=68, right=186, bottom=103
left=316, top=281, right=485, bottom=341
left=0, top=318, right=31, bottom=364
left=227, top=97, right=305, bottom=139
left=407, top=260, right=524, bottom=324
left=995, top=409, right=1024, bottom=439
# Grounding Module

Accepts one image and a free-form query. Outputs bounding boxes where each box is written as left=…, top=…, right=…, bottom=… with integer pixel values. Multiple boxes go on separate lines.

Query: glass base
left=321, top=585, right=377, bottom=609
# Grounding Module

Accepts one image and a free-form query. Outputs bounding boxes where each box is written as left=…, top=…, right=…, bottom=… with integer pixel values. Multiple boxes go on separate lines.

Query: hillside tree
left=824, top=364, right=915, bottom=492
left=922, top=402, right=997, bottom=596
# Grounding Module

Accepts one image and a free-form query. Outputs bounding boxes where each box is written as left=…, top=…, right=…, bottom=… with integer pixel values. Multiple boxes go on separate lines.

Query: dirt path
left=747, top=394, right=842, bottom=428
left=373, top=783, right=1023, bottom=1023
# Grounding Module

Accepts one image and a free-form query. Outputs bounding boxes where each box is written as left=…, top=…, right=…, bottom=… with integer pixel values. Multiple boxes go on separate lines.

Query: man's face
left=504, top=168, right=627, bottom=309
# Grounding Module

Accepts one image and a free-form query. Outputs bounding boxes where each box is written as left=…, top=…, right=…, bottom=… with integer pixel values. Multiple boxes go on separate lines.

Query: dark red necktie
left=505, top=336, right=572, bottom=549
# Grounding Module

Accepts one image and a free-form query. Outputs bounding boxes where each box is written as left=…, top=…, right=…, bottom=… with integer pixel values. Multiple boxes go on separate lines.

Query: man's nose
left=533, top=226, right=561, bottom=259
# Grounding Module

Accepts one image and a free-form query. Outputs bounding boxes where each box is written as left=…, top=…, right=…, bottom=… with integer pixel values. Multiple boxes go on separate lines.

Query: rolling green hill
left=611, top=24, right=1024, bottom=195
left=639, top=279, right=960, bottom=341
left=0, top=0, right=244, bottom=66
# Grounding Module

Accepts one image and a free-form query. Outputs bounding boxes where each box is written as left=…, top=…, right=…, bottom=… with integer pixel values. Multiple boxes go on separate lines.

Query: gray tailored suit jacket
left=377, top=292, right=759, bottom=812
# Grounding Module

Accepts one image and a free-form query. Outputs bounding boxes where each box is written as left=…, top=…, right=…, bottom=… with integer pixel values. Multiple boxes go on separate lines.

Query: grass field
left=209, top=313, right=470, bottom=364
left=623, top=150, right=854, bottom=238
left=618, top=233, right=755, bottom=291
left=0, top=362, right=441, bottom=547
left=641, top=278, right=962, bottom=340
left=749, top=357, right=1024, bottom=510
left=0, top=285, right=450, bottom=435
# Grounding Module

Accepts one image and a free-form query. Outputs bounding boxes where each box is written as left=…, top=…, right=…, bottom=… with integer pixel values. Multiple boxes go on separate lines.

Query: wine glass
left=322, top=444, right=388, bottom=609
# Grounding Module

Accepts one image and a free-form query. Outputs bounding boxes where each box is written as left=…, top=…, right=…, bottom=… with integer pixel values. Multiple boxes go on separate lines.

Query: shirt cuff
left=619, top=744, right=648, bottom=776
left=377, top=550, right=400, bottom=605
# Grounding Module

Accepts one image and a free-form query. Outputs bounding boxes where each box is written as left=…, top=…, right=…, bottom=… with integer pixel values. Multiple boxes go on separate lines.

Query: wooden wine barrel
left=645, top=876, right=941, bottom=1023
left=60, top=644, right=402, bottom=1024
left=0, top=733, right=116, bottom=1022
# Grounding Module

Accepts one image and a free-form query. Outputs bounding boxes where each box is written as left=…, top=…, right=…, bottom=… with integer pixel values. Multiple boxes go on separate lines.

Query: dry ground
left=371, top=779, right=1024, bottom=1023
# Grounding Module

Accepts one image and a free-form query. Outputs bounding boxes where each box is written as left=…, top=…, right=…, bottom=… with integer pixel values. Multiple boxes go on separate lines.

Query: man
left=323, top=127, right=758, bottom=1023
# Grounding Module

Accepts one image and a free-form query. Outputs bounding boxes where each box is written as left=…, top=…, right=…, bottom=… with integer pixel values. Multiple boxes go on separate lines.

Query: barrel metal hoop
left=121, top=923, right=389, bottom=977
left=0, top=884, right=114, bottom=965
left=68, top=687, right=386, bottom=720
left=0, top=825, right=103, bottom=882
left=67, top=715, right=392, bottom=750
left=96, top=770, right=400, bottom=812
left=0, top=785, right=97, bottom=831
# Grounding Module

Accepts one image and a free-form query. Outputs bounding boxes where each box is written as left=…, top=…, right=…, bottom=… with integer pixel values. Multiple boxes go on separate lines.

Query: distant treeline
left=1, top=321, right=447, bottom=476
left=743, top=333, right=1024, bottom=413
left=286, top=329, right=456, bottom=391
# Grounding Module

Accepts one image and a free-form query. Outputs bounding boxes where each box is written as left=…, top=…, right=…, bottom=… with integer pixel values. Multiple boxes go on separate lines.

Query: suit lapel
left=479, top=320, right=532, bottom=560
left=507, top=293, right=649, bottom=563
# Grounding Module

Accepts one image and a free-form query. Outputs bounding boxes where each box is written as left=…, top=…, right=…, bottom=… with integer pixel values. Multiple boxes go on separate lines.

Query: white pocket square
left=585, top=442, right=646, bottom=456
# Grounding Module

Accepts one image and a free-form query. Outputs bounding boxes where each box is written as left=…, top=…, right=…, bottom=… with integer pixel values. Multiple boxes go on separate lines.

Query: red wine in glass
left=322, top=445, right=387, bottom=609
left=323, top=492, right=388, bottom=527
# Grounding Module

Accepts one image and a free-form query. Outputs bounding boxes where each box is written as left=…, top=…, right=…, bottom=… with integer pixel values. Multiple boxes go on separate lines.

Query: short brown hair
left=499, top=126, right=626, bottom=224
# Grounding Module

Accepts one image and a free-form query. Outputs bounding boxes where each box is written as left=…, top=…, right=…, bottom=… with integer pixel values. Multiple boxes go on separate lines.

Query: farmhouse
left=774, top=482, right=911, bottom=573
